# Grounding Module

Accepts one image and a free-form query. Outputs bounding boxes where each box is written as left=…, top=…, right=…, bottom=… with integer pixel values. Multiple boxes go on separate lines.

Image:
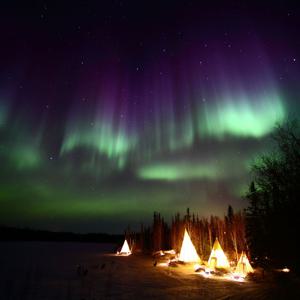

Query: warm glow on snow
left=194, top=263, right=201, bottom=271
left=164, top=249, right=176, bottom=255
left=178, top=229, right=201, bottom=263
left=282, top=268, right=290, bottom=273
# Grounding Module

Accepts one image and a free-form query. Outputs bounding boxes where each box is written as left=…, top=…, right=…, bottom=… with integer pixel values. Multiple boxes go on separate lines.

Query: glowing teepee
left=235, top=252, right=254, bottom=276
left=119, top=239, right=131, bottom=255
left=178, top=229, right=201, bottom=263
left=207, top=238, right=230, bottom=269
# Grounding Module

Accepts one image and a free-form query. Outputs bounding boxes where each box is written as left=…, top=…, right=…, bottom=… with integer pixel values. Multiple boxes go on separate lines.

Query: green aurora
left=1, top=1, right=299, bottom=233
left=0, top=91, right=287, bottom=233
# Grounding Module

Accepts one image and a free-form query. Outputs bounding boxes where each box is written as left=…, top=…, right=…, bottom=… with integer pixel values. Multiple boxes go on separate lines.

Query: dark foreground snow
left=0, top=242, right=299, bottom=299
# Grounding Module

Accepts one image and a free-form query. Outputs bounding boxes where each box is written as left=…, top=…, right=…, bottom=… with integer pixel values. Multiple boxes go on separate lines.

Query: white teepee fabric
left=178, top=229, right=201, bottom=263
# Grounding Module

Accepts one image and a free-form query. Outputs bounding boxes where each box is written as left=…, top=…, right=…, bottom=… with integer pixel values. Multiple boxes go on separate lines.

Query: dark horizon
left=0, top=224, right=123, bottom=243
left=1, top=1, right=300, bottom=233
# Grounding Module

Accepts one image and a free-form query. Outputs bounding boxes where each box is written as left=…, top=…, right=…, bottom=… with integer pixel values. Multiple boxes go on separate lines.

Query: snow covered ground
left=0, top=242, right=299, bottom=299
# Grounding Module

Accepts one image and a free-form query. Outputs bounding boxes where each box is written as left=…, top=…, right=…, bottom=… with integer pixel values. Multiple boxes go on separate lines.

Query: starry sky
left=0, top=1, right=299, bottom=233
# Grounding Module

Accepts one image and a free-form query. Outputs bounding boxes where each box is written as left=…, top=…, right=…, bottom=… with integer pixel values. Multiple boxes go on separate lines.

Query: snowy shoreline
left=0, top=242, right=299, bottom=299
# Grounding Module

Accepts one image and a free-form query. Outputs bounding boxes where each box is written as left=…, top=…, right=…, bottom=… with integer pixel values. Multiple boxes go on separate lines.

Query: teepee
left=178, top=229, right=201, bottom=263
left=207, top=238, right=230, bottom=269
left=235, top=252, right=254, bottom=276
left=119, top=239, right=131, bottom=255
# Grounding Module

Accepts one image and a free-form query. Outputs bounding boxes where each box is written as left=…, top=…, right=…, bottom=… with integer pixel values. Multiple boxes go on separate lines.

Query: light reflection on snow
left=196, top=270, right=247, bottom=283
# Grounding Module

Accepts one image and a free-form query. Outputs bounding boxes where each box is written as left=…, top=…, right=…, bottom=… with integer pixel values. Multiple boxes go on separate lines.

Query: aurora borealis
left=0, top=1, right=299, bottom=233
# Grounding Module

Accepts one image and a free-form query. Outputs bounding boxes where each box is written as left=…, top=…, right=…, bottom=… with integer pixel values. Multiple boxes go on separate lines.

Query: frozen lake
left=0, top=241, right=299, bottom=299
left=0, top=242, right=115, bottom=299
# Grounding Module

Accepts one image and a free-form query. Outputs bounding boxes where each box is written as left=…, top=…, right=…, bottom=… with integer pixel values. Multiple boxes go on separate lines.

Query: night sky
left=0, top=1, right=299, bottom=233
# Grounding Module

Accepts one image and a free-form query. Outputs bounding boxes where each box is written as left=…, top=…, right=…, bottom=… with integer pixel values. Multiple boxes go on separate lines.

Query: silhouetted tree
left=245, top=119, right=300, bottom=271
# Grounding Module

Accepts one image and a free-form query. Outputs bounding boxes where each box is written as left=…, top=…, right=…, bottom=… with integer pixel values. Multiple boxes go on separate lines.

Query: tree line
left=129, top=206, right=247, bottom=263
